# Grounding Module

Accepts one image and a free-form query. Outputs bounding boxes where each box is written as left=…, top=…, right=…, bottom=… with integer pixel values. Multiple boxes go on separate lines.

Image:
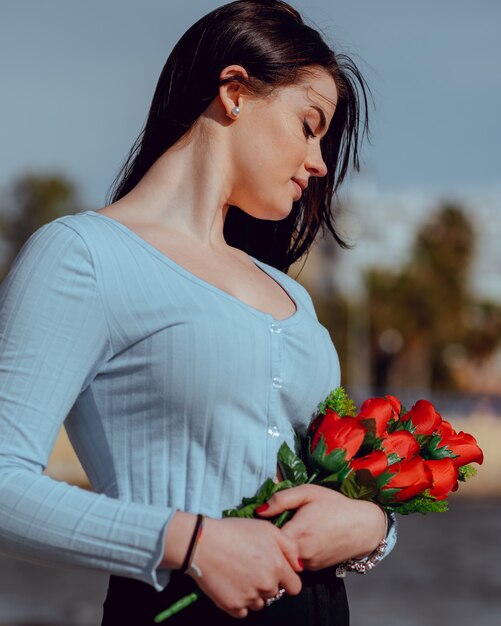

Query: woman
left=0, top=1, right=396, bottom=624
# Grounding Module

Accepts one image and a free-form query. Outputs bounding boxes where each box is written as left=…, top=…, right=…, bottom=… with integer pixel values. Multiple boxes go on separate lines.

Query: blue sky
left=1, top=0, right=500, bottom=208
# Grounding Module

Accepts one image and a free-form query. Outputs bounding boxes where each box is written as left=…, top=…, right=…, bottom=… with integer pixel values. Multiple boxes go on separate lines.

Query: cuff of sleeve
left=357, top=510, right=397, bottom=564
left=378, top=510, right=397, bottom=563
left=138, top=508, right=177, bottom=591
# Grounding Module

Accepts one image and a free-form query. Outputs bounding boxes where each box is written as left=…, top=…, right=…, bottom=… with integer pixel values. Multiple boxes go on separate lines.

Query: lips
left=291, top=180, right=302, bottom=200
left=291, top=177, right=307, bottom=200
left=292, top=178, right=308, bottom=191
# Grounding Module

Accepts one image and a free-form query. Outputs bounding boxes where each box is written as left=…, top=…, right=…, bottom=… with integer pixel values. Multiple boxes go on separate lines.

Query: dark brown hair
left=107, top=0, right=370, bottom=272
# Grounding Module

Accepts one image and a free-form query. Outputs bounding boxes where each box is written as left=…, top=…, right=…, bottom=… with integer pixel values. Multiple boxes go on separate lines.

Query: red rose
left=439, top=431, right=484, bottom=468
left=381, top=457, right=433, bottom=502
left=308, top=408, right=340, bottom=437
left=423, top=458, right=458, bottom=500
left=404, top=400, right=442, bottom=435
left=385, top=395, right=402, bottom=417
left=381, top=430, right=420, bottom=461
left=350, top=450, right=388, bottom=477
left=357, top=397, right=395, bottom=437
left=436, top=419, right=456, bottom=437
left=311, top=416, right=366, bottom=460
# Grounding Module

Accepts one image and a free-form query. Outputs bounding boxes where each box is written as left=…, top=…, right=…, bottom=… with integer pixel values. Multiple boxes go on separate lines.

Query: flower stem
left=273, top=509, right=294, bottom=528
left=306, top=472, right=319, bottom=484
left=154, top=591, right=199, bottom=622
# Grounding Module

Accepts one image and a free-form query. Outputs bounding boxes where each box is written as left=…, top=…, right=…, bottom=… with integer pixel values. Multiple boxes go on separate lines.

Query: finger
left=275, top=528, right=304, bottom=573
left=279, top=566, right=303, bottom=597
left=228, top=607, right=248, bottom=619
left=247, top=597, right=266, bottom=612
left=274, top=535, right=303, bottom=595
left=255, top=485, right=314, bottom=517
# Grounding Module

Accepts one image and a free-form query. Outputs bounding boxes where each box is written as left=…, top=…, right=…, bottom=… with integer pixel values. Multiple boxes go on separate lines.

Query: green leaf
left=322, top=448, right=349, bottom=473
left=359, top=431, right=380, bottom=452
left=278, top=441, right=308, bottom=486
left=222, top=478, right=295, bottom=520
left=423, top=434, right=459, bottom=461
left=317, top=464, right=353, bottom=488
left=458, top=464, right=477, bottom=481
left=255, top=478, right=277, bottom=503
left=375, top=487, right=400, bottom=505
left=222, top=502, right=257, bottom=519
left=414, top=434, right=432, bottom=448
left=382, top=493, right=449, bottom=515
left=375, top=469, right=395, bottom=489
left=391, top=418, right=416, bottom=433
left=359, top=417, right=376, bottom=437
left=337, top=463, right=353, bottom=483
left=270, top=479, right=295, bottom=494
left=307, top=434, right=347, bottom=472
left=316, top=386, right=357, bottom=417
left=386, top=452, right=400, bottom=466
left=387, top=418, right=397, bottom=430
left=317, top=474, right=342, bottom=488
left=340, top=470, right=378, bottom=501
left=310, top=433, right=327, bottom=461
left=358, top=421, right=381, bottom=452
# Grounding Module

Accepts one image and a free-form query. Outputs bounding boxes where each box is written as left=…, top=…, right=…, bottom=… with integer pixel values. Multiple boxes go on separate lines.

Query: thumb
left=255, top=485, right=313, bottom=517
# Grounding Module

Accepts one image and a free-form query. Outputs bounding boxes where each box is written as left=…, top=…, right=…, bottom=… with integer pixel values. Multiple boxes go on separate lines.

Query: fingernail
left=255, top=503, right=270, bottom=513
left=298, top=558, right=304, bottom=569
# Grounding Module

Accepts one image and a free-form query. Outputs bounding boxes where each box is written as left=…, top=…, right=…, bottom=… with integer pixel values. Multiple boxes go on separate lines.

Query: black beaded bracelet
left=181, top=513, right=205, bottom=575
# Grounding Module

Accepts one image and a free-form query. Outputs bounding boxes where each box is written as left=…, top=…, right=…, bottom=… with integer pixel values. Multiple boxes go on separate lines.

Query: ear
left=218, top=64, right=248, bottom=118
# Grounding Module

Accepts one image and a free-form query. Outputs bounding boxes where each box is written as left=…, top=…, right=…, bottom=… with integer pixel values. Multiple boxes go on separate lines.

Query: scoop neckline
left=81, top=210, right=304, bottom=325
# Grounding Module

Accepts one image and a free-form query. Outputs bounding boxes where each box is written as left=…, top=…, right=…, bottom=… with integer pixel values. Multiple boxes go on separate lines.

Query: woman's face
left=228, top=67, right=338, bottom=221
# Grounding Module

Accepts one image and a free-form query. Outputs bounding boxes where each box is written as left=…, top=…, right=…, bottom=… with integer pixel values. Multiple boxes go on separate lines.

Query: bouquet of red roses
left=154, top=387, right=483, bottom=622
left=223, top=387, right=483, bottom=525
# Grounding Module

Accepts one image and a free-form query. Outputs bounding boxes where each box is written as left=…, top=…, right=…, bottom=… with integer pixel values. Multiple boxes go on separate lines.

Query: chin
left=235, top=193, right=295, bottom=222
left=259, top=199, right=295, bottom=221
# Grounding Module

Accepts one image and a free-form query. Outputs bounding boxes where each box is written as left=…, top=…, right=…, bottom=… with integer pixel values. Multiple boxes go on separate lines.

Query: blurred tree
left=0, top=172, right=82, bottom=278
left=364, top=203, right=501, bottom=391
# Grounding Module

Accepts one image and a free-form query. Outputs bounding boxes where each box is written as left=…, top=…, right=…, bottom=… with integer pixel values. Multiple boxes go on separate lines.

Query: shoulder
left=0, top=214, right=111, bottom=335
left=14, top=211, right=99, bottom=253
left=14, top=211, right=132, bottom=274
left=8, top=214, right=94, bottom=274
left=0, top=215, right=109, bottom=308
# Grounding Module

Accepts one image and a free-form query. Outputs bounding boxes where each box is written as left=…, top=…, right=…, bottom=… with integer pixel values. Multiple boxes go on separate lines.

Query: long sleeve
left=0, top=222, right=174, bottom=590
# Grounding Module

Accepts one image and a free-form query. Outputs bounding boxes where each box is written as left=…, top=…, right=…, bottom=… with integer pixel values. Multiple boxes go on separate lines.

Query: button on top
left=272, top=377, right=283, bottom=389
left=267, top=425, right=280, bottom=438
left=270, top=322, right=282, bottom=333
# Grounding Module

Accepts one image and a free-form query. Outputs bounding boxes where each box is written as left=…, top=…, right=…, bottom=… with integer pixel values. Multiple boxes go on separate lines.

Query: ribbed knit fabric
left=0, top=210, right=395, bottom=591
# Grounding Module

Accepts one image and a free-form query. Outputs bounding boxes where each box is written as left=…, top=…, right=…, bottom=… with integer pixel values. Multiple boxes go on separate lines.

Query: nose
left=305, top=142, right=328, bottom=178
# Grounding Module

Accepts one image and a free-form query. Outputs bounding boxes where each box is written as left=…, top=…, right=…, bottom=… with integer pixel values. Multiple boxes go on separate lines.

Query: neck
left=113, top=126, right=235, bottom=249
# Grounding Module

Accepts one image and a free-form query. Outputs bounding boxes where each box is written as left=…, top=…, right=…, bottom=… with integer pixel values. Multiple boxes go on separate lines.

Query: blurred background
left=1, top=0, right=500, bottom=624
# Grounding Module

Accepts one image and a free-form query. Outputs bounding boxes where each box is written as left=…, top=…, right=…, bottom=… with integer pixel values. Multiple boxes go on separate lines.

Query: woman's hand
left=256, top=485, right=387, bottom=571
left=193, top=517, right=303, bottom=618
left=185, top=516, right=303, bottom=618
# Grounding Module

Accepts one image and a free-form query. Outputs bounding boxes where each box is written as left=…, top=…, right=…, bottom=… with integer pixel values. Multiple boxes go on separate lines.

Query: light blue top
left=0, top=210, right=395, bottom=591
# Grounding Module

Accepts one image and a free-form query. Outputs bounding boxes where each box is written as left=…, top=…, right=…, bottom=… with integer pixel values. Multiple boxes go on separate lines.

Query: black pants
left=101, top=567, right=349, bottom=625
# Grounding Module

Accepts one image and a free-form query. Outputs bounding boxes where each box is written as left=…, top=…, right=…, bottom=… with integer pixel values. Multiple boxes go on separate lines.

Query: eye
left=302, top=120, right=316, bottom=139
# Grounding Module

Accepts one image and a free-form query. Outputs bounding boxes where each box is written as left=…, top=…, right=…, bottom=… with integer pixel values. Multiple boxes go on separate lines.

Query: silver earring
left=231, top=106, right=240, bottom=117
